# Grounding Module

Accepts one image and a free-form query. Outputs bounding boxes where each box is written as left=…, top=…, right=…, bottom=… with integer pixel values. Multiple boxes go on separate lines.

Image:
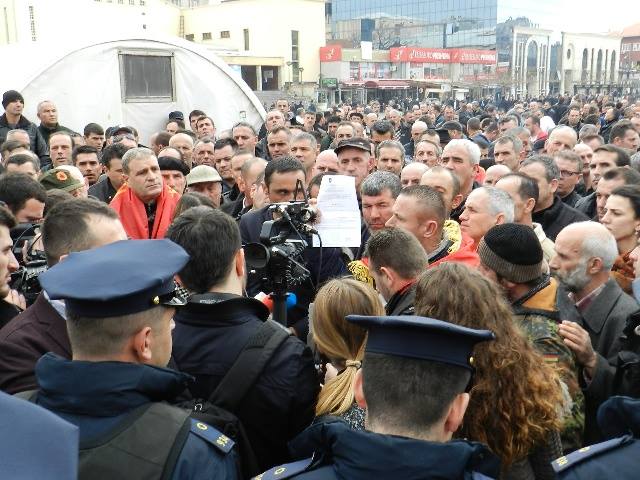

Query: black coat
left=385, top=283, right=416, bottom=316
left=0, top=114, right=50, bottom=167
left=0, top=293, right=71, bottom=394
left=220, top=194, right=248, bottom=221
left=87, top=177, right=118, bottom=204
left=561, top=189, right=582, bottom=208
left=575, top=192, right=597, bottom=220
left=172, top=293, right=319, bottom=471
left=532, top=195, right=589, bottom=241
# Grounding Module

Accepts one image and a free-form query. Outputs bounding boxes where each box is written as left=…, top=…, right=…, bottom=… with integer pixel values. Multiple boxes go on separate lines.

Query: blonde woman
left=312, top=278, right=384, bottom=429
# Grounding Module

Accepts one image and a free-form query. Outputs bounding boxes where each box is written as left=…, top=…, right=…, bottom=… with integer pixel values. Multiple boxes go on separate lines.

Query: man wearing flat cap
left=256, top=315, right=500, bottom=479
left=17, top=239, right=238, bottom=479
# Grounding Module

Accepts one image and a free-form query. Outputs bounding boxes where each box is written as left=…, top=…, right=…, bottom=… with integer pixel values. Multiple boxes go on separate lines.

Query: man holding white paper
left=313, top=174, right=362, bottom=248
left=334, top=138, right=375, bottom=196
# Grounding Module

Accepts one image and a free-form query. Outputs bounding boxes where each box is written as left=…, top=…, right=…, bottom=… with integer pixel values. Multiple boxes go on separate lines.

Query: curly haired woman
left=312, top=278, right=384, bottom=430
left=415, top=262, right=564, bottom=480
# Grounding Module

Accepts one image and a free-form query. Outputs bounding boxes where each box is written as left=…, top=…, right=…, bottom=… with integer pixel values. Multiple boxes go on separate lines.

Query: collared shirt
left=571, top=283, right=606, bottom=313
left=44, top=290, right=67, bottom=320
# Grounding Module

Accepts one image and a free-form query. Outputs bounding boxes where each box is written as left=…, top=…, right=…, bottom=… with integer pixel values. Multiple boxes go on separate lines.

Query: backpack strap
left=209, top=319, right=290, bottom=412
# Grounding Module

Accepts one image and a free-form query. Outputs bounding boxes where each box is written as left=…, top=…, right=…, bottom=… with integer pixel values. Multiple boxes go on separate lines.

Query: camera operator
left=0, top=198, right=127, bottom=394
left=0, top=206, right=21, bottom=327
left=239, top=157, right=346, bottom=338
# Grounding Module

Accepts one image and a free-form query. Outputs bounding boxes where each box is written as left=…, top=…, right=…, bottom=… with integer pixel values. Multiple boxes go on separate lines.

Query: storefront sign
left=390, top=47, right=451, bottom=63
left=319, top=45, right=342, bottom=62
left=390, top=47, right=496, bottom=65
left=321, top=77, right=338, bottom=88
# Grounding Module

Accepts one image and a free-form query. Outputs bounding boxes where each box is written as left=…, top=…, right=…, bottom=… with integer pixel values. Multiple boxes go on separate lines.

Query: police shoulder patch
left=552, top=435, right=633, bottom=473
left=252, top=457, right=314, bottom=480
left=189, top=418, right=235, bottom=454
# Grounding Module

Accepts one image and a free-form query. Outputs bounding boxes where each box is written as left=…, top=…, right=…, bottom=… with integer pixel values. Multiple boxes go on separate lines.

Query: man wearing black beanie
left=477, top=223, right=584, bottom=453
left=0, top=90, right=50, bottom=168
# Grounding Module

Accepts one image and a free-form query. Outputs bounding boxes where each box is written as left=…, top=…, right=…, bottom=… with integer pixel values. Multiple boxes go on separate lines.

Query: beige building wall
left=0, top=0, right=179, bottom=45
left=182, top=0, right=325, bottom=85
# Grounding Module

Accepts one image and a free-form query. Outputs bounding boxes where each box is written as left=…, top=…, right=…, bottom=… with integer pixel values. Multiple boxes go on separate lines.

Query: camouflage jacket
left=513, top=278, right=585, bottom=454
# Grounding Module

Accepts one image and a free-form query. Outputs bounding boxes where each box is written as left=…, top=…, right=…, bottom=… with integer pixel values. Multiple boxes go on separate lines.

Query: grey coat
left=557, top=278, right=639, bottom=444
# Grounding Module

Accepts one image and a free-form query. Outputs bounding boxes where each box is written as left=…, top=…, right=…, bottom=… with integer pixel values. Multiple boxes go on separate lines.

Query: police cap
left=346, top=315, right=494, bottom=370
left=39, top=239, right=189, bottom=317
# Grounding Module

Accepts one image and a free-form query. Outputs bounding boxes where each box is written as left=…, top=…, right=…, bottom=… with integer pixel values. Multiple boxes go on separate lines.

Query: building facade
left=620, top=23, right=640, bottom=95
left=0, top=0, right=325, bottom=98
left=559, top=32, right=621, bottom=95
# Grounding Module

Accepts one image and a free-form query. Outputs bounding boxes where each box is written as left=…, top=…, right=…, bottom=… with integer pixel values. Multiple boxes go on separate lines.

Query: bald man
left=483, top=164, right=511, bottom=186
left=400, top=162, right=429, bottom=188
left=312, top=149, right=340, bottom=177
left=169, top=133, right=194, bottom=168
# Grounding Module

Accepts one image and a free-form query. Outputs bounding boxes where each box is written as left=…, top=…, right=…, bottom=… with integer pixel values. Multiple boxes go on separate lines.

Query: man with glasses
left=553, top=150, right=583, bottom=207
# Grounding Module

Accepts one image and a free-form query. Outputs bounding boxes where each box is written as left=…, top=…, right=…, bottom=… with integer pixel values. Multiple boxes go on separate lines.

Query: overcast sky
left=498, top=0, right=635, bottom=39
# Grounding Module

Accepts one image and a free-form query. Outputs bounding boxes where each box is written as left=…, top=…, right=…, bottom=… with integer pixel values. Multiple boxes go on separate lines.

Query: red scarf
left=110, top=183, right=180, bottom=239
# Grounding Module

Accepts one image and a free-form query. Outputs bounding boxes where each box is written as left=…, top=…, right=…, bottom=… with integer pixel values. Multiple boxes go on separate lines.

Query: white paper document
left=313, top=175, right=361, bottom=248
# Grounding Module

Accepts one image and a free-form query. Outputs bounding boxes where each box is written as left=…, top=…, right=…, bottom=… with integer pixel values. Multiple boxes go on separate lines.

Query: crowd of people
left=0, top=87, right=639, bottom=479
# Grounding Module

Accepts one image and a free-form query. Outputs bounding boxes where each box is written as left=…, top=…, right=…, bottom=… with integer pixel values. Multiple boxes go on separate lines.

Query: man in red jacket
left=110, top=147, right=180, bottom=239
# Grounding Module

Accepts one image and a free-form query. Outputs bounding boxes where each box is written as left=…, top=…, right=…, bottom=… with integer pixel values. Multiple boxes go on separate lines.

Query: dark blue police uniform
left=553, top=396, right=640, bottom=479
left=29, top=239, right=239, bottom=480
left=0, top=390, right=78, bottom=479
left=254, top=315, right=500, bottom=480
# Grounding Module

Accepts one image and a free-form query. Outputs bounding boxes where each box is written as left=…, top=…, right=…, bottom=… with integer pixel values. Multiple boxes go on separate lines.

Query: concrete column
left=256, top=66, right=262, bottom=91
left=511, top=29, right=518, bottom=96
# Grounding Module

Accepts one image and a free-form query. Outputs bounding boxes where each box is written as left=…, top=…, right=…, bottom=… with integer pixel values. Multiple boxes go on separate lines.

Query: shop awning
left=364, top=79, right=410, bottom=89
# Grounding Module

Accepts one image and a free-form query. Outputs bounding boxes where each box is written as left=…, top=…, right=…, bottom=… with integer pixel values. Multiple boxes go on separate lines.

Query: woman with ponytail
left=312, top=278, right=384, bottom=430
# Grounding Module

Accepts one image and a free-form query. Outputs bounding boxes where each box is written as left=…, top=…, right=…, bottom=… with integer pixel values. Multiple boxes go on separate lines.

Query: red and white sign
left=390, top=47, right=497, bottom=65
left=451, top=49, right=497, bottom=64
left=319, top=45, right=342, bottom=62
left=390, top=47, right=451, bottom=63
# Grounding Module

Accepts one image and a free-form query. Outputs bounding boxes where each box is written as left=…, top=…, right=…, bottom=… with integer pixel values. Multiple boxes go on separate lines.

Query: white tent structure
left=0, top=35, right=266, bottom=143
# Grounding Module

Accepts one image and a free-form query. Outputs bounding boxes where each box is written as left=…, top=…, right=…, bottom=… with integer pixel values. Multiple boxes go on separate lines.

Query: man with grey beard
left=551, top=221, right=639, bottom=444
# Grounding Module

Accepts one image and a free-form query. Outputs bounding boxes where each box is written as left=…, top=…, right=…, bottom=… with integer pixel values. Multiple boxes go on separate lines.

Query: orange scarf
left=110, top=183, right=180, bottom=239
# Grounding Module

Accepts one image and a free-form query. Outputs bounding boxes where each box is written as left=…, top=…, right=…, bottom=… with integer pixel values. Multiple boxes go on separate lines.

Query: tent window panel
left=120, top=53, right=175, bottom=102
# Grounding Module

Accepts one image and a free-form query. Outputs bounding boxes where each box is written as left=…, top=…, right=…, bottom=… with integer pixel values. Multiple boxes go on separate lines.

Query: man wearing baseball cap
left=334, top=137, right=375, bottom=194
left=18, top=239, right=238, bottom=479
left=0, top=90, right=49, bottom=167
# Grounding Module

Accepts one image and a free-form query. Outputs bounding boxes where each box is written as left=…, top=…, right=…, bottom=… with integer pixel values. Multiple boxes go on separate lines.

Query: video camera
left=244, top=180, right=318, bottom=326
left=10, top=223, right=47, bottom=306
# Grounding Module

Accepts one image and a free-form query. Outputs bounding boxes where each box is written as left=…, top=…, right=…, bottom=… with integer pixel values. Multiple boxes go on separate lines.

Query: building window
left=243, top=28, right=249, bottom=51
left=28, top=5, right=36, bottom=42
left=185, top=33, right=194, bottom=41
left=119, top=51, right=175, bottom=103
left=202, top=32, right=211, bottom=40
left=220, top=30, right=230, bottom=39
left=129, top=0, right=134, bottom=5
left=118, top=0, right=124, bottom=3
left=291, top=30, right=300, bottom=82
left=139, top=0, right=145, bottom=4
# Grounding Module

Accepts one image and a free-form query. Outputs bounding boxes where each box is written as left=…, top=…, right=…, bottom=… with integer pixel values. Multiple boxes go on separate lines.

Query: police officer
left=0, top=390, right=78, bottom=478
left=553, top=396, right=640, bottom=479
left=21, top=239, right=238, bottom=479
left=256, top=315, right=500, bottom=479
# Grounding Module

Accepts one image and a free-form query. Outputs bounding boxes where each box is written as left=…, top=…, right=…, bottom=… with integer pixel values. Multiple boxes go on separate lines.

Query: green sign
left=321, top=77, right=338, bottom=88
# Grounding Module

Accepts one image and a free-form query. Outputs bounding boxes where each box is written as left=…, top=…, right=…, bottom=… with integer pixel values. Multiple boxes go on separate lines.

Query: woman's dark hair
left=611, top=185, right=640, bottom=219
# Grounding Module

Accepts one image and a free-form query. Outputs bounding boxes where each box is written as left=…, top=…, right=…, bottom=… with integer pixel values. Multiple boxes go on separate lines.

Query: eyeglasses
left=559, top=170, right=581, bottom=178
